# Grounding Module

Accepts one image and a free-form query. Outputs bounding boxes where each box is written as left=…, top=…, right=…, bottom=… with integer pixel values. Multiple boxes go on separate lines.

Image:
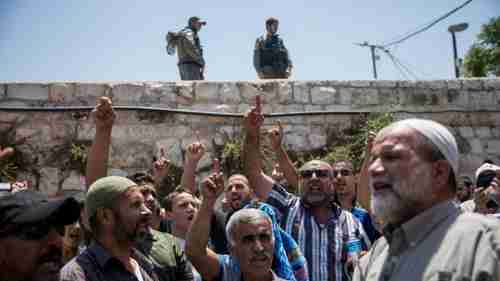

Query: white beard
left=371, top=163, right=434, bottom=225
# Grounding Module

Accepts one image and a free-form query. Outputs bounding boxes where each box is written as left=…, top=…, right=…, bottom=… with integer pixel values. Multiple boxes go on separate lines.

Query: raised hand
left=366, top=131, right=376, bottom=155
left=201, top=158, right=224, bottom=202
left=152, top=148, right=171, bottom=182
left=268, top=120, right=284, bottom=150
left=0, top=146, right=14, bottom=160
left=186, top=141, right=206, bottom=163
left=243, top=95, right=264, bottom=137
left=92, top=96, right=115, bottom=131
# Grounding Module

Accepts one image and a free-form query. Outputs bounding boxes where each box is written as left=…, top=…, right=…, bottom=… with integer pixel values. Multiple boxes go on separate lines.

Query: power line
left=383, top=50, right=411, bottom=80
left=382, top=0, right=473, bottom=48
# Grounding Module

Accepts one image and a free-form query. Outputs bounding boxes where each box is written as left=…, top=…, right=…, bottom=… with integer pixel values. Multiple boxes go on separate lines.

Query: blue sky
left=0, top=0, right=498, bottom=82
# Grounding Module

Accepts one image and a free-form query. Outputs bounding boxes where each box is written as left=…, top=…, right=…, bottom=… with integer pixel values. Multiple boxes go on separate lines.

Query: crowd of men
left=1, top=95, right=500, bottom=281
left=166, top=16, right=292, bottom=80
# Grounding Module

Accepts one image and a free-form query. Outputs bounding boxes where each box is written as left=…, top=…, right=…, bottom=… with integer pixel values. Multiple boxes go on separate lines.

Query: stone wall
left=1, top=79, right=499, bottom=194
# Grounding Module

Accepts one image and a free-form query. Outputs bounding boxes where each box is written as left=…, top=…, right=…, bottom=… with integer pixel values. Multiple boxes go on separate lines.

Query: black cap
left=188, top=16, right=206, bottom=26
left=0, top=190, right=81, bottom=228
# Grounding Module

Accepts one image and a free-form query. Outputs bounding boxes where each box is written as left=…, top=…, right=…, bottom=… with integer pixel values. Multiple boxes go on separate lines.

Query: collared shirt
left=268, top=183, right=363, bottom=281
left=134, top=229, right=194, bottom=281
left=353, top=200, right=500, bottom=281
left=59, top=241, right=159, bottom=281
left=217, top=255, right=291, bottom=281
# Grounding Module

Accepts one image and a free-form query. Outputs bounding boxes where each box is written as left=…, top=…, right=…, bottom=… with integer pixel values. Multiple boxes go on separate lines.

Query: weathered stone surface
left=0, top=79, right=499, bottom=196
left=458, top=126, right=474, bottom=138
left=469, top=138, right=483, bottom=154
left=484, top=79, right=500, bottom=90
left=486, top=140, right=500, bottom=154
left=38, top=167, right=59, bottom=195
left=293, top=82, right=310, bottom=104
left=462, top=79, right=483, bottom=90
left=8, top=83, right=49, bottom=100
left=0, top=84, right=5, bottom=99
left=311, top=86, right=336, bottom=105
left=49, top=83, right=74, bottom=104
left=475, top=127, right=492, bottom=138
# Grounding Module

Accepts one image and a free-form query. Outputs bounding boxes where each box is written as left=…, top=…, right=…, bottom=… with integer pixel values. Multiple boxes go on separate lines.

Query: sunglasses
left=300, top=169, right=330, bottom=179
left=332, top=169, right=353, bottom=178
left=486, top=199, right=499, bottom=210
left=476, top=172, right=497, bottom=188
left=1, top=221, right=65, bottom=240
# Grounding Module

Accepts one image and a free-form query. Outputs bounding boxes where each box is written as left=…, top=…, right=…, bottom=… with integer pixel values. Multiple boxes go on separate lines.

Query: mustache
left=250, top=251, right=272, bottom=261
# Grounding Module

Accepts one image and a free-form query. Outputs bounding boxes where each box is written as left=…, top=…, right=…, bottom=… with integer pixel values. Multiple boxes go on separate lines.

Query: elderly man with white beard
left=353, top=118, right=500, bottom=281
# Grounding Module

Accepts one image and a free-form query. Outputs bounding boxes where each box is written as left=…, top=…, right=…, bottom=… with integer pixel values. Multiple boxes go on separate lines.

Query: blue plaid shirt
left=267, top=183, right=363, bottom=281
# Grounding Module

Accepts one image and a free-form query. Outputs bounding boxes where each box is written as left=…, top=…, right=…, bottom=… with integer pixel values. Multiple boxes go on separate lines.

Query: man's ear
left=97, top=208, right=114, bottom=225
left=433, top=160, right=452, bottom=189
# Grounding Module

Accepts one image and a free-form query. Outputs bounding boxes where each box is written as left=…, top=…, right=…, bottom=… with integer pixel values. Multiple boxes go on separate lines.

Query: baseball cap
left=189, top=16, right=207, bottom=26
left=85, top=176, right=137, bottom=220
left=0, top=190, right=80, bottom=228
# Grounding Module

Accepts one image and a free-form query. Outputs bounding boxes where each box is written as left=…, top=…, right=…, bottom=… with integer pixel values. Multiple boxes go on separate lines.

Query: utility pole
left=355, top=42, right=383, bottom=79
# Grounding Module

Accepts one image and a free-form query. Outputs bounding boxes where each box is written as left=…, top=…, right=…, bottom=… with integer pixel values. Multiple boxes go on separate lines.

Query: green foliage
left=221, top=137, right=245, bottom=175
left=464, top=17, right=500, bottom=77
left=321, top=112, right=394, bottom=171
left=0, top=156, right=17, bottom=182
left=69, top=143, right=88, bottom=174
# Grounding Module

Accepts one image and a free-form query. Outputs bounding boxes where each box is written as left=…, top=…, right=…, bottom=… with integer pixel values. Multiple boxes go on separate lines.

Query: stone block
left=486, top=140, right=500, bottom=154
left=337, top=88, right=354, bottom=105
left=195, top=82, right=220, bottom=103
left=378, top=88, right=399, bottom=106
left=38, top=167, right=60, bottom=195
left=462, top=79, right=483, bottom=90
left=446, top=89, right=468, bottom=106
left=468, top=91, right=495, bottom=109
left=349, top=80, right=371, bottom=87
left=61, top=171, right=85, bottom=190
left=277, top=82, right=293, bottom=104
left=418, top=80, right=446, bottom=90
left=293, top=82, right=310, bottom=103
left=398, top=81, right=418, bottom=88
left=484, top=79, right=500, bottom=90
left=143, top=82, right=177, bottom=106
left=110, top=83, right=144, bottom=105
left=458, top=126, right=474, bottom=138
left=220, top=83, right=241, bottom=105
left=475, top=127, right=491, bottom=138
left=469, top=138, right=483, bottom=154
left=49, top=83, right=74, bottom=104
left=309, top=133, right=327, bottom=149
left=446, top=80, right=462, bottom=90
left=239, top=82, right=262, bottom=103
left=74, top=83, right=111, bottom=105
left=311, top=86, right=336, bottom=104
left=8, top=83, right=49, bottom=100
left=371, top=80, right=397, bottom=88
left=491, top=128, right=500, bottom=138
left=0, top=84, right=5, bottom=99
left=175, top=83, right=195, bottom=105
left=352, top=88, right=379, bottom=106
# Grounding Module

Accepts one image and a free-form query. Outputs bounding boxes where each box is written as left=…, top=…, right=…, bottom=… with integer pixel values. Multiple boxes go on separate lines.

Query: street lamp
left=448, top=23, right=469, bottom=78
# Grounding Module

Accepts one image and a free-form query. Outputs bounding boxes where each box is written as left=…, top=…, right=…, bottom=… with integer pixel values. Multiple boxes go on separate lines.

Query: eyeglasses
left=0, top=221, right=65, bottom=240
left=477, top=172, right=497, bottom=188
left=332, top=169, right=353, bottom=178
left=300, top=169, right=330, bottom=179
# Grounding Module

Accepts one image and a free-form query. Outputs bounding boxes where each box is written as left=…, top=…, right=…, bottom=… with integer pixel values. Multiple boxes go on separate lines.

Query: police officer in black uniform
left=253, top=17, right=293, bottom=79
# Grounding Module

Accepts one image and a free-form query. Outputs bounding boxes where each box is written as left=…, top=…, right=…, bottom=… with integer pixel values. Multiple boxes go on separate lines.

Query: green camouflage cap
left=85, top=176, right=137, bottom=220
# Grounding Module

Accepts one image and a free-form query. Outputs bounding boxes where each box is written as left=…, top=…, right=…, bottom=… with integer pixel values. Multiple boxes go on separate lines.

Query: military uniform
left=166, top=27, right=205, bottom=80
left=353, top=200, right=500, bottom=281
left=253, top=34, right=292, bottom=79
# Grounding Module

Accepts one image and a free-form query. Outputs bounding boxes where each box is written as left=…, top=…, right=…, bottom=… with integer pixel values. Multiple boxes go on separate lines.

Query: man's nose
left=141, top=203, right=152, bottom=216
left=368, top=158, right=385, bottom=177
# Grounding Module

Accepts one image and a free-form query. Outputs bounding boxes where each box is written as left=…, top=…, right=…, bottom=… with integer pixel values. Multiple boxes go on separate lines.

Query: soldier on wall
left=166, top=16, right=206, bottom=80
left=253, top=17, right=293, bottom=79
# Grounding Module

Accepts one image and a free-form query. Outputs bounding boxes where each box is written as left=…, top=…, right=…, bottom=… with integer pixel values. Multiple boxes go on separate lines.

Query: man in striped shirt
left=243, top=104, right=364, bottom=281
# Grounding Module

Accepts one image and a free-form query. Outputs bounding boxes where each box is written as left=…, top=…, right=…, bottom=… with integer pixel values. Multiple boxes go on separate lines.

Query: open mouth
left=187, top=214, right=194, bottom=221
left=372, top=182, right=392, bottom=192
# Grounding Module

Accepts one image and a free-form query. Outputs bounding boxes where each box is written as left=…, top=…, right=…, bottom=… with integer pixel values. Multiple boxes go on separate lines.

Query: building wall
left=1, top=79, right=499, bottom=194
